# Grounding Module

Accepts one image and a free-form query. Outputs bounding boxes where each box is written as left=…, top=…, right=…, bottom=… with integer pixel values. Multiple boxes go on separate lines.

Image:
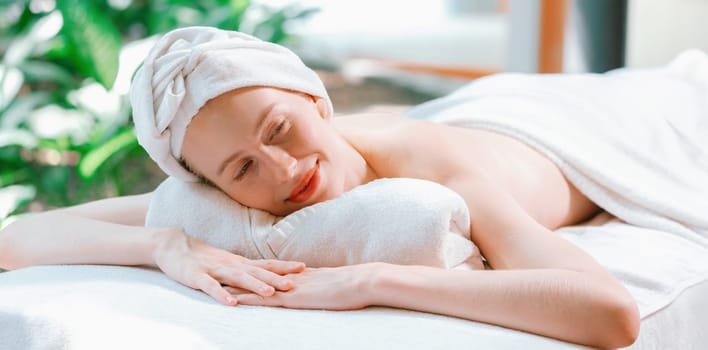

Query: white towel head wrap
left=130, top=26, right=333, bottom=181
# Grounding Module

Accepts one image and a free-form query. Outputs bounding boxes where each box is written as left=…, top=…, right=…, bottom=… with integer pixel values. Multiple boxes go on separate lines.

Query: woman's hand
left=228, top=263, right=384, bottom=311
left=152, top=229, right=305, bottom=306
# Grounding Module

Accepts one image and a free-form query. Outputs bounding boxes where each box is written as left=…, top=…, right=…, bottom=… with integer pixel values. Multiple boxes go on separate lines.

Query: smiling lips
left=288, top=160, right=320, bottom=203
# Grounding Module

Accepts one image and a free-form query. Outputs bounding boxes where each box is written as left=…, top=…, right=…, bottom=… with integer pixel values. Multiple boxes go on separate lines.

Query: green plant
left=0, top=0, right=316, bottom=228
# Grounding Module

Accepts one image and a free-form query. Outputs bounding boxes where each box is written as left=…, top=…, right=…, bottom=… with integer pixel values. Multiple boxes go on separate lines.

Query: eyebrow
left=216, top=102, right=277, bottom=176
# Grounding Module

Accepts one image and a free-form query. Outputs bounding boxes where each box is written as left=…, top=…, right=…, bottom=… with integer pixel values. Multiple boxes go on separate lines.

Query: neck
left=336, top=128, right=380, bottom=190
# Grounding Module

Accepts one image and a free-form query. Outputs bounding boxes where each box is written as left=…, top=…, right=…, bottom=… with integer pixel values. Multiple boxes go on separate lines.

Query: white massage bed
left=0, top=264, right=706, bottom=350
left=2, top=211, right=708, bottom=350
left=632, top=279, right=708, bottom=350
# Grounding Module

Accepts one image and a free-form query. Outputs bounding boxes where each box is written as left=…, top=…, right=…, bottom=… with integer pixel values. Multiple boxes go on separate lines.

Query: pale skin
left=0, top=87, right=640, bottom=349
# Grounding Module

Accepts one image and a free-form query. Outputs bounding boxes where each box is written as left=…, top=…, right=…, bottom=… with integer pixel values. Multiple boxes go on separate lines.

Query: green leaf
left=0, top=92, right=51, bottom=129
left=251, top=5, right=319, bottom=43
left=18, top=60, right=75, bottom=86
left=0, top=129, right=37, bottom=148
left=78, top=128, right=138, bottom=179
left=252, top=9, right=288, bottom=43
left=0, top=167, right=33, bottom=188
left=0, top=184, right=36, bottom=220
left=38, top=165, right=70, bottom=205
left=0, top=65, right=24, bottom=110
left=231, top=0, right=250, bottom=14
left=57, top=0, right=122, bottom=90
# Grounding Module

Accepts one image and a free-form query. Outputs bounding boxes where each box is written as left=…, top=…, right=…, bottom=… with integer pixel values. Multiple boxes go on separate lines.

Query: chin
left=267, top=204, right=294, bottom=216
left=273, top=202, right=313, bottom=216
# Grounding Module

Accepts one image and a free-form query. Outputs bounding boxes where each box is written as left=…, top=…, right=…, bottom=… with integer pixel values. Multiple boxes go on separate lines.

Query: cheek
left=296, top=120, right=334, bottom=150
left=228, top=186, right=266, bottom=208
left=223, top=184, right=267, bottom=208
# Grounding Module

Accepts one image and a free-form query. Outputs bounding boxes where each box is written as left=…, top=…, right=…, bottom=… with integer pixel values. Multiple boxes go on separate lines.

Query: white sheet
left=0, top=265, right=591, bottom=350
left=0, top=213, right=706, bottom=349
left=627, top=278, right=708, bottom=350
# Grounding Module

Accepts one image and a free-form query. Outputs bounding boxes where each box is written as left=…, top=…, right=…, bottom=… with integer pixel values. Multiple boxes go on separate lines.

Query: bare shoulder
left=334, top=113, right=599, bottom=228
left=333, top=113, right=438, bottom=176
left=332, top=112, right=437, bottom=148
left=332, top=112, right=414, bottom=131
left=57, top=192, right=154, bottom=226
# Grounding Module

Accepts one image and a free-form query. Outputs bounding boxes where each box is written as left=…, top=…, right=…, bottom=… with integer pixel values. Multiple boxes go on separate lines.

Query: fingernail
left=226, top=296, right=236, bottom=305
left=260, top=286, right=273, bottom=293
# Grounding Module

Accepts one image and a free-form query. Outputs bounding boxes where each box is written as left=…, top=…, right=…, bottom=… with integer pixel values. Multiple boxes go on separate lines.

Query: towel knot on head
left=130, top=26, right=333, bottom=181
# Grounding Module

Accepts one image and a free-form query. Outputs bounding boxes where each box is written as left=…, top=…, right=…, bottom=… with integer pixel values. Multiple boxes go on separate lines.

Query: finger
left=249, top=259, right=305, bottom=274
left=194, top=274, right=238, bottom=306
left=236, top=293, right=282, bottom=307
left=249, top=268, right=296, bottom=291
left=223, top=286, right=249, bottom=295
left=217, top=270, right=275, bottom=297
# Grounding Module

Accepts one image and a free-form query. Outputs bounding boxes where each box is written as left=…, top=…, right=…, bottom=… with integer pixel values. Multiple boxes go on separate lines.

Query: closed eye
left=235, top=160, right=252, bottom=180
left=269, top=120, right=287, bottom=142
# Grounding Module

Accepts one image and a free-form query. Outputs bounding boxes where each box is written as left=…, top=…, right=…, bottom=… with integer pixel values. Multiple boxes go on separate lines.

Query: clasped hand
left=153, top=229, right=377, bottom=310
left=153, top=229, right=302, bottom=305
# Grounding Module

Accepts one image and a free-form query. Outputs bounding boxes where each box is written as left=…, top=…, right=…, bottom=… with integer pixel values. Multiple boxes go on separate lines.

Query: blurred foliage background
left=0, top=0, right=316, bottom=227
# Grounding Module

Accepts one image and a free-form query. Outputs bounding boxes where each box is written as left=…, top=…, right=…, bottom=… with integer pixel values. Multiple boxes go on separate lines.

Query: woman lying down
left=2, top=26, right=708, bottom=349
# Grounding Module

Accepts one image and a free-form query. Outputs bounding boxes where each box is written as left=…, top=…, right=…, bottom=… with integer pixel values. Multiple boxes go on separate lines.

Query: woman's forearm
left=0, top=209, right=308, bottom=305
left=370, top=264, right=639, bottom=350
left=0, top=211, right=173, bottom=270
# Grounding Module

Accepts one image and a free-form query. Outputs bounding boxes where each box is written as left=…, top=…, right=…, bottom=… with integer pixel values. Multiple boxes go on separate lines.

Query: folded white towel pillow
left=146, top=177, right=484, bottom=269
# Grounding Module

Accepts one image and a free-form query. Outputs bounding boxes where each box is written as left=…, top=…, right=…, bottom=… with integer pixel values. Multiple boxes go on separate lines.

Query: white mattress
left=625, top=277, right=708, bottom=350
left=0, top=264, right=705, bottom=350
left=0, top=265, right=590, bottom=350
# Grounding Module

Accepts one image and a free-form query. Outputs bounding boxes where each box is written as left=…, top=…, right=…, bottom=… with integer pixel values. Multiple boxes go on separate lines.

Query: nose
left=260, top=146, right=297, bottom=184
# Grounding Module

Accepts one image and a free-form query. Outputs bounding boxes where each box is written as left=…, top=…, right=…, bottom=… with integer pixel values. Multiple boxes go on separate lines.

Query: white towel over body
left=405, top=50, right=708, bottom=317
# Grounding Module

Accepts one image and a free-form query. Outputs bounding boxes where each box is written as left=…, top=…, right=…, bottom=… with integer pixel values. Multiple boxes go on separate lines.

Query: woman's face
left=181, top=87, right=347, bottom=216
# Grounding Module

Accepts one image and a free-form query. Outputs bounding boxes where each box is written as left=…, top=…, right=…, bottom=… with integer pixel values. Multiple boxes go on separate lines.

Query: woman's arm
left=0, top=193, right=305, bottom=305
left=0, top=193, right=159, bottom=268
left=234, top=179, right=640, bottom=349
left=444, top=179, right=639, bottom=348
